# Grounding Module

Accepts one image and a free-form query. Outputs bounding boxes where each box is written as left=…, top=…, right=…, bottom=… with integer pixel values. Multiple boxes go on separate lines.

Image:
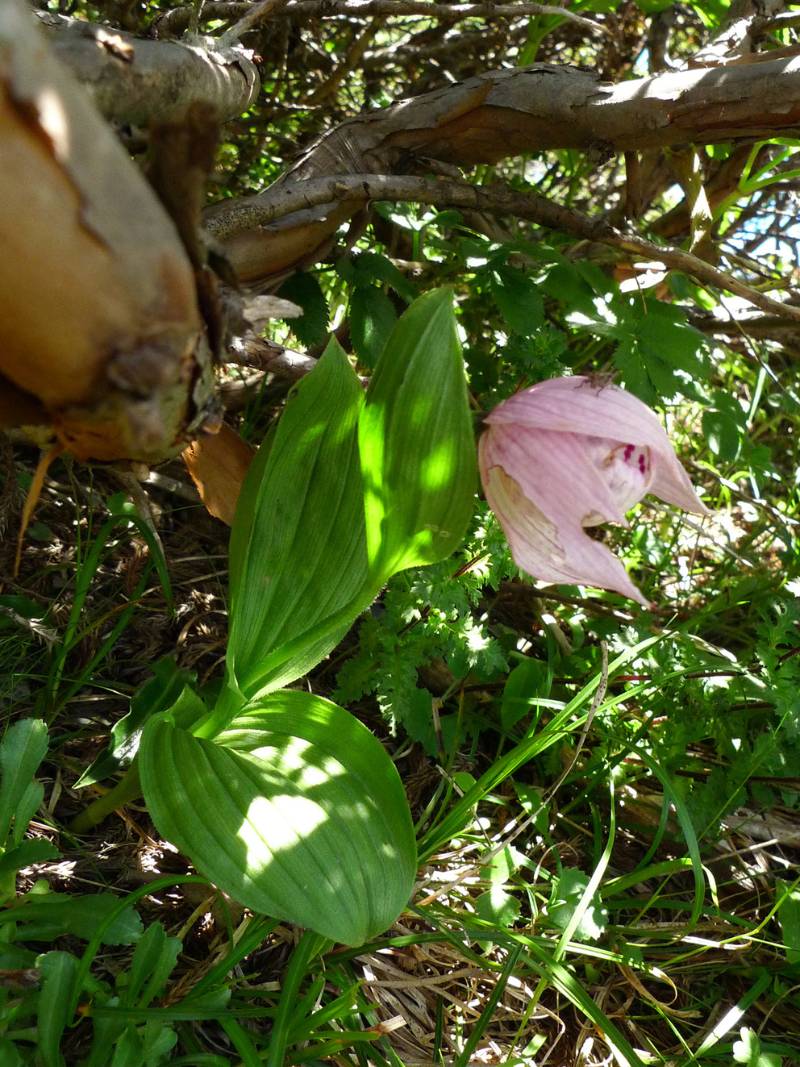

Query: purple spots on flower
left=638, top=453, right=646, bottom=475
left=624, top=443, right=635, bottom=461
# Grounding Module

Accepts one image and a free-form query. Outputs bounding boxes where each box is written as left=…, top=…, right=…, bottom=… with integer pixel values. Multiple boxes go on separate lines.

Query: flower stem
left=70, top=764, right=142, bottom=834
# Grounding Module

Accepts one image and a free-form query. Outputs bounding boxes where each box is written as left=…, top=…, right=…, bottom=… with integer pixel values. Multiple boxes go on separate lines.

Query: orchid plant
left=75, top=302, right=705, bottom=948
left=75, top=289, right=476, bottom=946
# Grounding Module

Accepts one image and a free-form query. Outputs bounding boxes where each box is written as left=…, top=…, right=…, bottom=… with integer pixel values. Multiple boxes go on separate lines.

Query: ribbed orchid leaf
left=359, top=288, right=476, bottom=578
left=226, top=338, right=369, bottom=705
left=139, top=690, right=416, bottom=946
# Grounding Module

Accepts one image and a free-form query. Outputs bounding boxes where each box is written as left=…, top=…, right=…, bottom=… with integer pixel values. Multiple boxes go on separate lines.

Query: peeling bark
left=0, top=0, right=214, bottom=462
left=204, top=56, right=800, bottom=285
left=38, top=12, right=260, bottom=127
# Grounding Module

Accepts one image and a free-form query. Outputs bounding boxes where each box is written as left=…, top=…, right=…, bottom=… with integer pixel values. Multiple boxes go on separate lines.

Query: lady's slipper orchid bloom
left=479, top=376, right=710, bottom=606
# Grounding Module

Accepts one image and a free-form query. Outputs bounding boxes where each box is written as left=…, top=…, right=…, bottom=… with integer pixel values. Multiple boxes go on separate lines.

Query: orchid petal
left=480, top=457, right=649, bottom=606
left=481, top=425, right=636, bottom=528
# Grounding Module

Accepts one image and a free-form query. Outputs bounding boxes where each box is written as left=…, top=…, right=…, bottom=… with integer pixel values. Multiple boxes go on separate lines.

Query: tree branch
left=203, top=56, right=800, bottom=285
left=155, top=0, right=608, bottom=37
left=1, top=0, right=214, bottom=461
left=206, top=172, right=800, bottom=322
left=38, top=11, right=259, bottom=126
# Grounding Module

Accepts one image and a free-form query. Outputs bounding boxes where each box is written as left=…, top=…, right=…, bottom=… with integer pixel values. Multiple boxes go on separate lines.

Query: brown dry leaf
left=182, top=423, right=254, bottom=526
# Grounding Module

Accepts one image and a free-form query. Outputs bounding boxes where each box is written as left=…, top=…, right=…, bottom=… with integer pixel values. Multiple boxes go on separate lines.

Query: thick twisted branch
left=203, top=56, right=800, bottom=284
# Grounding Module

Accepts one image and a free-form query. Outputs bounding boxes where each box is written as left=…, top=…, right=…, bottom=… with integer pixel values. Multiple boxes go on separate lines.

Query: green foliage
left=137, top=289, right=476, bottom=946
left=140, top=690, right=416, bottom=946
left=349, top=284, right=397, bottom=368
left=225, top=336, right=368, bottom=705
left=360, top=288, right=477, bottom=577
left=20, top=2, right=800, bottom=1059
left=276, top=272, right=329, bottom=348
left=0, top=719, right=56, bottom=903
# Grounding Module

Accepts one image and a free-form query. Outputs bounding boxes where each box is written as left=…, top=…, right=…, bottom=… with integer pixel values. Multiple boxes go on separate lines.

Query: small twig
left=159, top=0, right=609, bottom=36
left=303, top=20, right=380, bottom=106
left=14, top=442, right=63, bottom=578
left=218, top=0, right=291, bottom=46
left=0, top=604, right=57, bottom=647
left=206, top=172, right=800, bottom=323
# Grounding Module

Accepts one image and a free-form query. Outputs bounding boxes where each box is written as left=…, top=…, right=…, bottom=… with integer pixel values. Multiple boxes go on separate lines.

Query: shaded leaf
left=490, top=267, right=544, bottom=336
left=12, top=891, right=142, bottom=945
left=75, top=658, right=197, bottom=788
left=37, top=951, right=79, bottom=1067
left=350, top=286, right=397, bottom=369
left=277, top=273, right=329, bottom=347
left=0, top=718, right=47, bottom=843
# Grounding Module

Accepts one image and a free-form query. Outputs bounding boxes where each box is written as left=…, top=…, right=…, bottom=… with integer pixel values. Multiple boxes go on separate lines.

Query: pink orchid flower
left=479, top=376, right=710, bottom=606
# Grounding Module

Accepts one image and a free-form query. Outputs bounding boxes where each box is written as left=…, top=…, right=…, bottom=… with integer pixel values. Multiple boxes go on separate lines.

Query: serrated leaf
left=350, top=286, right=397, bottom=368
left=490, top=267, right=544, bottom=336
left=613, top=298, right=707, bottom=401
left=139, top=690, right=416, bottom=946
left=547, top=868, right=607, bottom=943
left=359, top=288, right=476, bottom=578
left=278, top=273, right=329, bottom=348
left=350, top=252, right=416, bottom=302
left=475, top=887, right=520, bottom=927
left=225, top=338, right=370, bottom=706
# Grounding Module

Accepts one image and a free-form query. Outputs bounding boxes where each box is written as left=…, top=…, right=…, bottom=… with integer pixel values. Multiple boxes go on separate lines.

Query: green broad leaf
left=111, top=1023, right=177, bottom=1067
left=490, top=266, right=544, bottom=336
left=0, top=838, right=58, bottom=881
left=37, top=951, right=79, bottom=1067
left=733, top=1027, right=782, bottom=1067
left=226, top=338, right=370, bottom=705
left=277, top=272, right=329, bottom=348
left=0, top=718, right=48, bottom=844
left=359, top=288, right=476, bottom=578
left=500, top=658, right=552, bottom=732
left=350, top=286, right=397, bottom=369
left=0, top=1039, right=24, bottom=1067
left=475, top=887, right=520, bottom=928
left=139, top=690, right=417, bottom=946
left=702, top=407, right=742, bottom=462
